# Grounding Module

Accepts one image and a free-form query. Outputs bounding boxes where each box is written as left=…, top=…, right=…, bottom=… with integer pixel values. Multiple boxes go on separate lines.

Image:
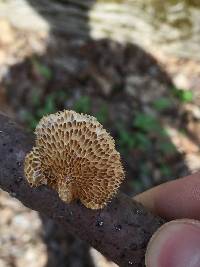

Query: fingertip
left=135, top=172, right=200, bottom=220
left=145, top=219, right=200, bottom=267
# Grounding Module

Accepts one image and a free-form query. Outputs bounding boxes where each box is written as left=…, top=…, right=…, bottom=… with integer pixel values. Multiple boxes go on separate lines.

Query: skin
left=134, top=172, right=200, bottom=267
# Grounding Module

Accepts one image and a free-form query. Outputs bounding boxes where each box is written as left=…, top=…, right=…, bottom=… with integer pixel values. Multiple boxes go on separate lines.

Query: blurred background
left=0, top=0, right=200, bottom=266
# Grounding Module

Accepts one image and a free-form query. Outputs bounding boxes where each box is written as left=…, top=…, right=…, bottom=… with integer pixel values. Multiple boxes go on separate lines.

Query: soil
left=0, top=18, right=200, bottom=267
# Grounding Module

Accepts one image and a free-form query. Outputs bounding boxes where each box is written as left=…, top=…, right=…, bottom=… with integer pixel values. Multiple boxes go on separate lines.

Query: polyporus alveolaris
left=24, top=110, right=124, bottom=209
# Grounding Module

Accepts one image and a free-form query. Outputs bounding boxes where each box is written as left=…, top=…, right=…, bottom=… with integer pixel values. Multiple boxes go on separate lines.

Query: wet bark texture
left=0, top=113, right=166, bottom=267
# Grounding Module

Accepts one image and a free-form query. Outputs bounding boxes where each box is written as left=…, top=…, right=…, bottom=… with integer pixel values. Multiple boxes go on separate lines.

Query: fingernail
left=145, top=220, right=200, bottom=267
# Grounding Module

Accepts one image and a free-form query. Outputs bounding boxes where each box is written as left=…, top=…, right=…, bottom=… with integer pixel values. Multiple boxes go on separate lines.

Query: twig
left=0, top=113, right=166, bottom=267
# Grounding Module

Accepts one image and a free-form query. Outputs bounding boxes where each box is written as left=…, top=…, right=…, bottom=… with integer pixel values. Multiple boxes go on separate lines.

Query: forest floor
left=0, top=18, right=200, bottom=267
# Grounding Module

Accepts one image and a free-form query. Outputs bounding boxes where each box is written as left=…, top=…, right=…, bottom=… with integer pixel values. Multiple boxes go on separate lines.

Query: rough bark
left=0, top=113, right=166, bottom=267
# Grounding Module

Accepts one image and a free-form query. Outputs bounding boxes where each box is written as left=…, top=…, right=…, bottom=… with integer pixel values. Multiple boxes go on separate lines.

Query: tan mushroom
left=24, top=110, right=124, bottom=209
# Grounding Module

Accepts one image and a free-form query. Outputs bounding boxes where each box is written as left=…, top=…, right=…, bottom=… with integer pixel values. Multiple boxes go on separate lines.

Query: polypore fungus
left=24, top=110, right=124, bottom=209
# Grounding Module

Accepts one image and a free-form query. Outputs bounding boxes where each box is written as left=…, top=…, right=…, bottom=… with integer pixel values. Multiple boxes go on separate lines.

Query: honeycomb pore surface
left=24, top=110, right=124, bottom=209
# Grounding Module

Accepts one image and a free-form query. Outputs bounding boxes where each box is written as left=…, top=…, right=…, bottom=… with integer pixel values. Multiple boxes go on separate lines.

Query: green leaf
left=133, top=113, right=160, bottom=132
left=56, top=90, right=68, bottom=101
left=172, top=87, right=193, bottom=103
left=159, top=141, right=176, bottom=155
left=45, top=94, right=56, bottom=112
left=135, top=132, right=151, bottom=150
left=32, top=59, right=52, bottom=80
left=160, top=164, right=172, bottom=177
left=179, top=90, right=193, bottom=102
left=95, top=104, right=108, bottom=124
left=117, top=127, right=135, bottom=151
left=36, top=94, right=56, bottom=117
left=74, top=96, right=91, bottom=114
left=153, top=97, right=172, bottom=111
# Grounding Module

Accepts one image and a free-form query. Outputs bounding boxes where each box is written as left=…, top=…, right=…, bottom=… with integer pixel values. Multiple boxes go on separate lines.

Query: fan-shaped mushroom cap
left=24, top=110, right=124, bottom=209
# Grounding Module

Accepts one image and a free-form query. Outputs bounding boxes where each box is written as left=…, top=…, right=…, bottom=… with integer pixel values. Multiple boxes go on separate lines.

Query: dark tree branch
left=0, top=113, right=166, bottom=267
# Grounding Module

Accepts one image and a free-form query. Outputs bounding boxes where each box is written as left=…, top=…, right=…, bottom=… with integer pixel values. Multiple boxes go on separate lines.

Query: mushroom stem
left=0, top=113, right=166, bottom=267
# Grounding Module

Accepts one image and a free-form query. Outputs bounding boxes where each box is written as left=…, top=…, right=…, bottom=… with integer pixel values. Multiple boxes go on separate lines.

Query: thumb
left=145, top=219, right=200, bottom=267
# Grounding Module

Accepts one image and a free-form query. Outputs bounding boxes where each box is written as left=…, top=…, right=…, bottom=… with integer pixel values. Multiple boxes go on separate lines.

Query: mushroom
left=24, top=110, right=125, bottom=209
